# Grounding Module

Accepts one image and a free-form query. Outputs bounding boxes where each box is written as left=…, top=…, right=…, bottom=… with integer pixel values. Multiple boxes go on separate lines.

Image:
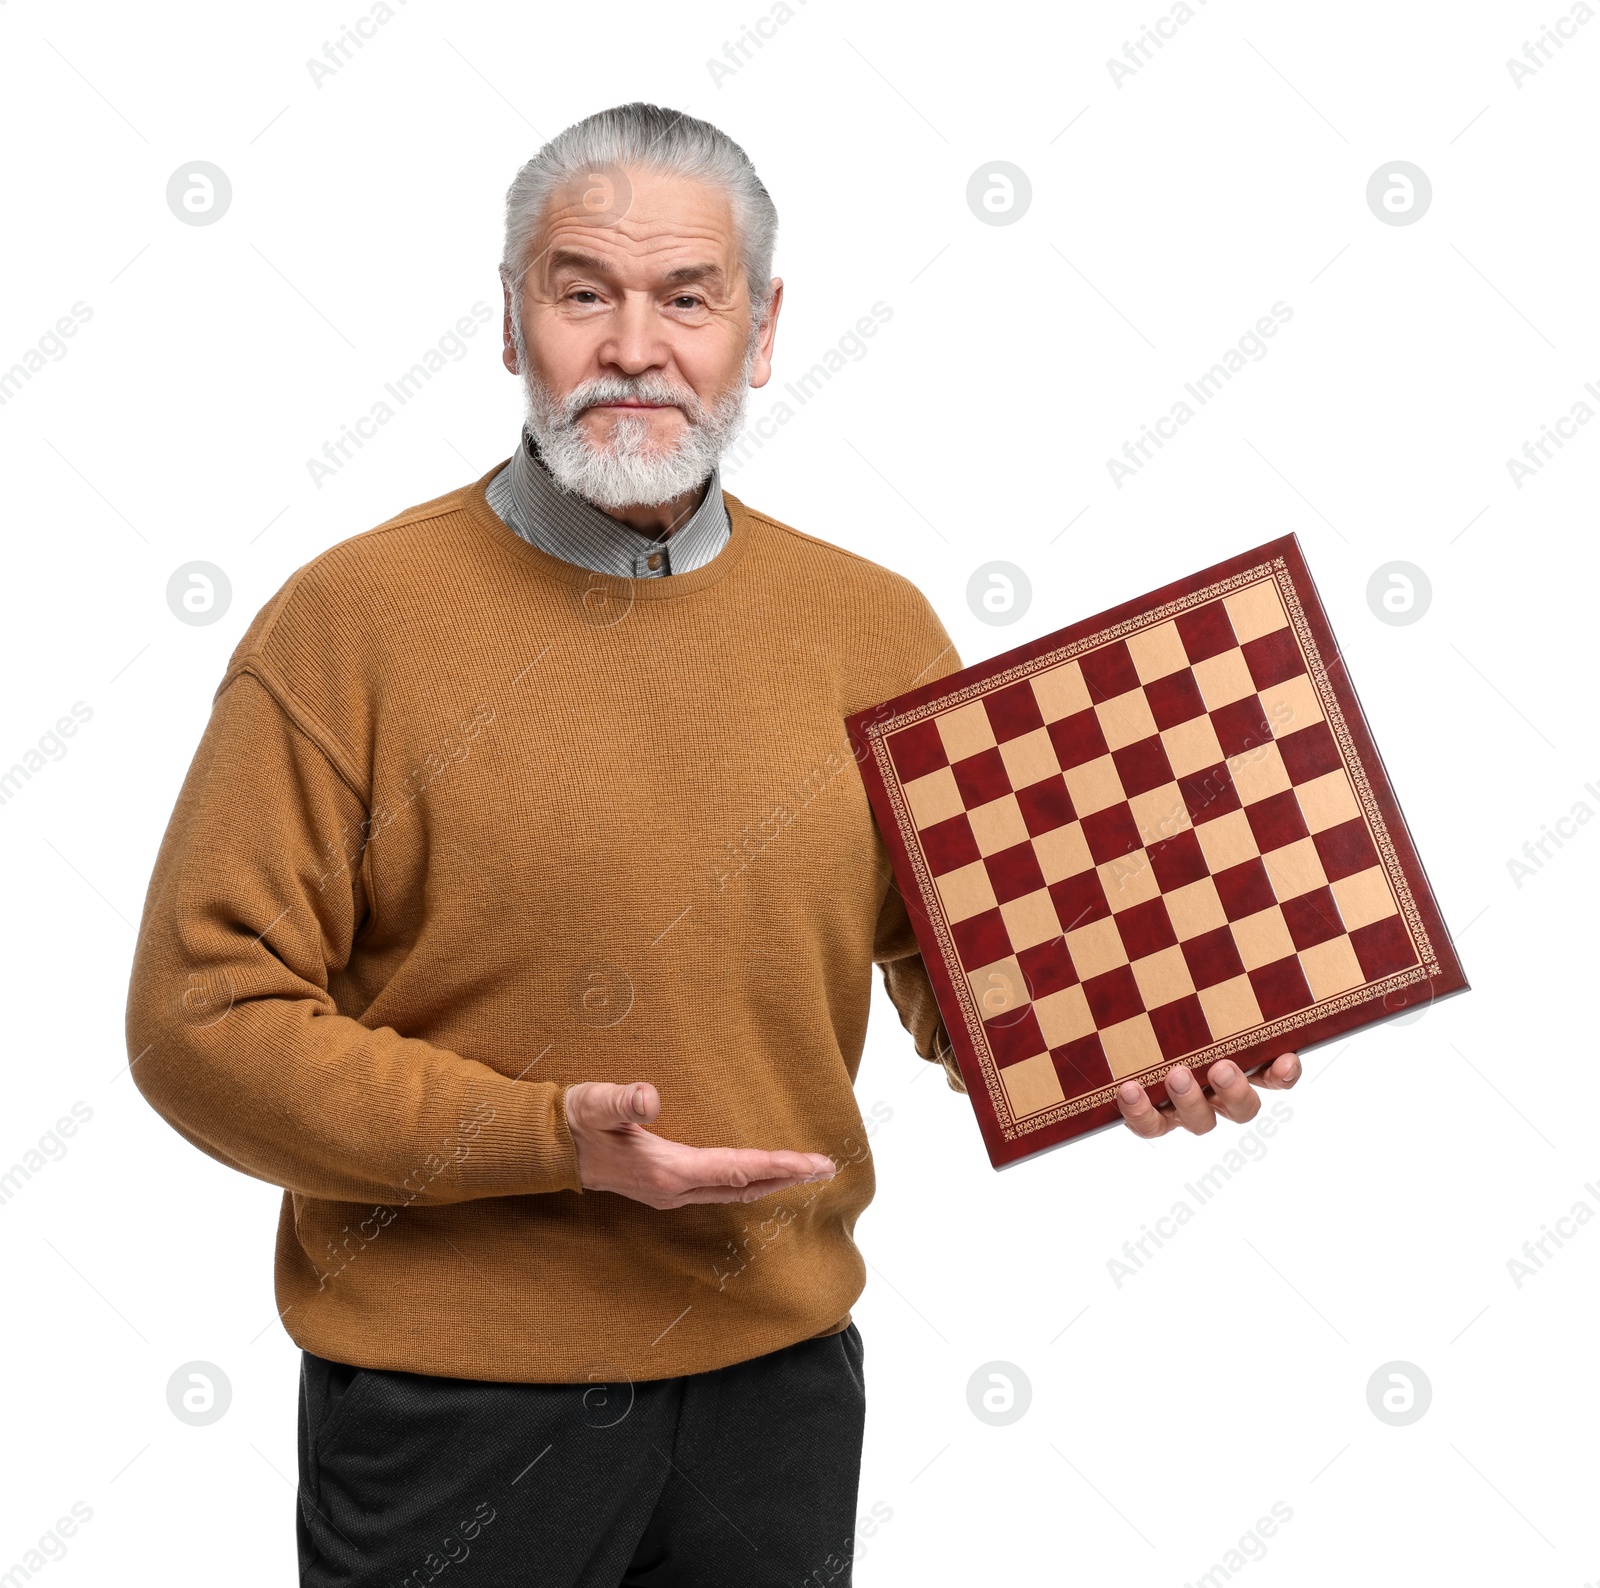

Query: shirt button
left=647, top=553, right=663, bottom=571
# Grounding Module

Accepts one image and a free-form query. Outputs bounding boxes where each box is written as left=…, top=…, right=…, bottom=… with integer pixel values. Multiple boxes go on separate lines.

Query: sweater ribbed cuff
left=454, top=1073, right=585, bottom=1197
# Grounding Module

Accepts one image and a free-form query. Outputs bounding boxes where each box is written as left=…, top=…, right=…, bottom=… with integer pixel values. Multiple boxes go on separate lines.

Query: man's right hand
left=563, top=1081, right=837, bottom=1210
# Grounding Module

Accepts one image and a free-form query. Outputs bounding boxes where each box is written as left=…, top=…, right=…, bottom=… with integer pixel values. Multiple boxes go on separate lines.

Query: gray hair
left=501, top=102, right=779, bottom=331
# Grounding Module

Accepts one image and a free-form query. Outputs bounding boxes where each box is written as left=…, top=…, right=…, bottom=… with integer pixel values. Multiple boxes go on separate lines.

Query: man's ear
left=500, top=269, right=520, bottom=375
left=748, top=277, right=784, bottom=390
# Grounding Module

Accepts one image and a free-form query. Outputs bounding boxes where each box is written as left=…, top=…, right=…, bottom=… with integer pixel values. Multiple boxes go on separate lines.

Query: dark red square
left=1079, top=640, right=1141, bottom=701
left=1182, top=926, right=1246, bottom=989
left=1015, top=776, right=1075, bottom=837
left=1051, top=1034, right=1113, bottom=1097
left=1314, top=817, right=1379, bottom=883
left=1245, top=789, right=1310, bottom=851
left=1048, top=707, right=1110, bottom=770
left=1116, top=897, right=1178, bottom=960
left=1281, top=887, right=1344, bottom=951
left=1351, top=915, right=1418, bottom=980
left=1210, top=697, right=1274, bottom=758
left=1242, top=628, right=1306, bottom=691
left=1213, top=858, right=1276, bottom=921
left=1175, top=602, right=1238, bottom=663
left=951, top=908, right=1012, bottom=969
left=1081, top=803, right=1141, bottom=865
left=984, top=679, right=1046, bottom=744
left=1249, top=956, right=1315, bottom=1020
left=919, top=813, right=980, bottom=876
left=1145, top=670, right=1208, bottom=730
left=1150, top=995, right=1211, bottom=1061
left=1049, top=870, right=1110, bottom=932
left=1277, top=720, right=1342, bottom=783
left=888, top=718, right=947, bottom=782
left=1018, top=936, right=1079, bottom=999
left=1179, top=762, right=1241, bottom=825
left=986, top=1003, right=1046, bottom=1066
left=1111, top=735, right=1175, bottom=798
left=951, top=747, right=1013, bottom=810
left=984, top=842, right=1048, bottom=905
left=1148, top=829, right=1209, bottom=892
left=1082, top=964, right=1144, bottom=1026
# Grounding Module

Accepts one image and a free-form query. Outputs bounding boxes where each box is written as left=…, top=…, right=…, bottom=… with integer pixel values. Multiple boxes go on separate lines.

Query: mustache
left=555, top=374, right=708, bottom=428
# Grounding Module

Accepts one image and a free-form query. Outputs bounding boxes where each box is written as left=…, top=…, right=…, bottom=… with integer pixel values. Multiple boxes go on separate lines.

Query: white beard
left=514, top=318, right=756, bottom=512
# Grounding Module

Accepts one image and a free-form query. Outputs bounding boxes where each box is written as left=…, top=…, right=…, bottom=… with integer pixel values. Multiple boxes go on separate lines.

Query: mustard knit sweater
left=126, top=463, right=964, bottom=1383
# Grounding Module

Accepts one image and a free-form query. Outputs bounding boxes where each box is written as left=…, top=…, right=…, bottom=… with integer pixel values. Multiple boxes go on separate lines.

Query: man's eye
left=672, top=295, right=703, bottom=309
left=569, top=290, right=600, bottom=303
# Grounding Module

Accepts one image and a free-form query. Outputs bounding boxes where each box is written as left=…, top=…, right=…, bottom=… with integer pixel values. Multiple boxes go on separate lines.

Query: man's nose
left=598, top=293, right=670, bottom=375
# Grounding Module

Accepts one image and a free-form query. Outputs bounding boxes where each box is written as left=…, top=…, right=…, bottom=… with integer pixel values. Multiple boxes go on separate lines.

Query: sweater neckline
left=461, top=457, right=753, bottom=601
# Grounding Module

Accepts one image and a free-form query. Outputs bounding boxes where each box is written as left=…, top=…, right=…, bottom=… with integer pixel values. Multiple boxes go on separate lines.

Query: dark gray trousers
left=297, top=1323, right=866, bottom=1587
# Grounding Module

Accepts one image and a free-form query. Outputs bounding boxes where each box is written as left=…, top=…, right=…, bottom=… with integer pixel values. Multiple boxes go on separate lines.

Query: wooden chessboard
left=845, top=535, right=1467, bottom=1168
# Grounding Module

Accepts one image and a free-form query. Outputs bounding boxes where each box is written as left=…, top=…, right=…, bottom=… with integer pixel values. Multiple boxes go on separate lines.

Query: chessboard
left=845, top=535, right=1468, bottom=1169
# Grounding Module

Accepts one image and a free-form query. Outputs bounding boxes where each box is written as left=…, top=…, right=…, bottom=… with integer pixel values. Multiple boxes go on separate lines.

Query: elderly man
left=127, top=102, right=1300, bottom=1587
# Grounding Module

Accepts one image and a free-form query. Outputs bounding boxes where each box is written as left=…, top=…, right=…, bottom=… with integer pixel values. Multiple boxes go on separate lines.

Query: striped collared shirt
left=484, top=426, right=730, bottom=578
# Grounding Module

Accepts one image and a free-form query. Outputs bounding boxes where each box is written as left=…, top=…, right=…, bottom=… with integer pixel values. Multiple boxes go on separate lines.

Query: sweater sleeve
left=125, top=664, right=585, bottom=1203
left=874, top=881, right=967, bottom=1093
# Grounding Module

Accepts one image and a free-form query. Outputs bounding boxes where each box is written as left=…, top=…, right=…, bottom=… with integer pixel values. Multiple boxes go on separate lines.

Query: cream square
left=1192, top=648, right=1257, bottom=710
left=1199, top=974, right=1264, bottom=1039
left=967, top=794, right=1031, bottom=857
left=1229, top=740, right=1293, bottom=806
left=1034, top=983, right=1095, bottom=1047
left=1161, top=715, right=1225, bottom=778
left=1098, top=851, right=1160, bottom=913
left=902, top=766, right=965, bottom=830
left=1063, top=754, right=1127, bottom=816
left=1263, top=836, right=1327, bottom=901
left=1299, top=936, right=1366, bottom=1001
left=1232, top=906, right=1296, bottom=970
left=1101, top=1013, right=1164, bottom=1079
left=1194, top=809, right=1260, bottom=873
left=935, top=859, right=997, bottom=923
left=1129, top=783, right=1192, bottom=847
left=1065, top=916, right=1129, bottom=981
left=1095, top=688, right=1160, bottom=752
left=1130, top=944, right=1195, bottom=1009
left=1165, top=877, right=1228, bottom=941
left=936, top=700, right=996, bottom=763
left=1034, top=819, right=1094, bottom=883
left=998, top=888, right=1062, bottom=953
left=997, top=726, right=1061, bottom=791
left=1296, top=769, right=1361, bottom=834
left=999, top=1051, right=1065, bottom=1118
left=1259, top=673, right=1324, bottom=739
left=1332, top=865, right=1399, bottom=932
left=1224, top=579, right=1290, bottom=644
left=968, top=954, right=1031, bottom=1017
left=1031, top=661, right=1092, bottom=724
left=1127, top=621, right=1189, bottom=684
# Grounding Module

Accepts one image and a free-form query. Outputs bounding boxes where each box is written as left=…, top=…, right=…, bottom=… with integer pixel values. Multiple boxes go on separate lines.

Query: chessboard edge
left=842, top=534, right=1304, bottom=733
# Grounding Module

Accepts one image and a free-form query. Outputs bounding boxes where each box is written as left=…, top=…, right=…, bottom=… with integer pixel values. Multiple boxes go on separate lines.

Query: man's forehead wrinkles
left=538, top=231, right=740, bottom=294
left=541, top=223, right=733, bottom=260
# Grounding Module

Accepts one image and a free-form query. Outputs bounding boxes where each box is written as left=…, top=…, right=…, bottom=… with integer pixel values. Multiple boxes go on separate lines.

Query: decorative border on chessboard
left=863, top=558, right=1443, bottom=1142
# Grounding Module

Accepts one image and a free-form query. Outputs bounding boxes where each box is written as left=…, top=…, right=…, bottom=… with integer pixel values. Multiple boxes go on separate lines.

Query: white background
left=1, top=1, right=1596, bottom=1583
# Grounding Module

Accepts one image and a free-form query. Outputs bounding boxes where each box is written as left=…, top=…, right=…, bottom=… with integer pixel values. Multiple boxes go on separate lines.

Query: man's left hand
left=1115, top=1052, right=1302, bottom=1138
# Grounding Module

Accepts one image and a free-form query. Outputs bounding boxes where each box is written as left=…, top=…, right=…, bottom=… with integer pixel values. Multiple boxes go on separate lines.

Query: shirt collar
left=494, top=425, right=730, bottom=579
